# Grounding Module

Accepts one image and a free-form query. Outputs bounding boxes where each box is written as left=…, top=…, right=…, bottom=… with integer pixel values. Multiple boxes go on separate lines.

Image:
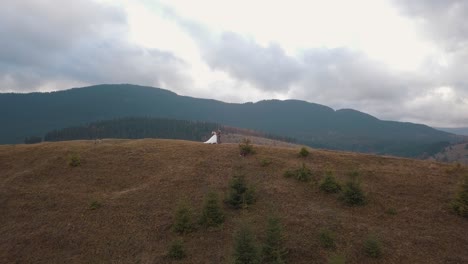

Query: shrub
left=89, top=201, right=101, bottom=210
left=319, top=172, right=342, bottom=193
left=239, top=138, right=254, bottom=156
left=233, top=224, right=260, bottom=264
left=68, top=153, right=81, bottom=167
left=299, top=147, right=309, bottom=157
left=244, top=186, right=256, bottom=206
left=385, top=208, right=397, bottom=215
left=328, top=254, right=346, bottom=264
left=172, top=201, right=194, bottom=234
left=298, top=163, right=312, bottom=182
left=363, top=235, right=382, bottom=258
left=451, top=173, right=468, bottom=218
left=261, top=158, right=272, bottom=167
left=284, top=163, right=312, bottom=182
left=319, top=228, right=336, bottom=249
left=200, top=192, right=224, bottom=227
left=340, top=174, right=366, bottom=206
left=226, top=175, right=256, bottom=209
left=168, top=239, right=186, bottom=260
left=262, top=216, right=287, bottom=263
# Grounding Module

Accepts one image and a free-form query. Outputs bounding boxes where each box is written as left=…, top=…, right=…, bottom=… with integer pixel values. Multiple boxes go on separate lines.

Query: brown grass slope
left=0, top=139, right=467, bottom=264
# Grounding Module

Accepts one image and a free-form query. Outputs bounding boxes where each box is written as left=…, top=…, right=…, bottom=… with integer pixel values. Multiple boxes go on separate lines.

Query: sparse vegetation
left=226, top=175, right=256, bottom=209
left=451, top=173, right=468, bottom=218
left=364, top=235, right=382, bottom=258
left=68, top=153, right=81, bottom=167
left=299, top=147, right=309, bottom=157
left=239, top=138, right=255, bottom=156
left=233, top=223, right=260, bottom=264
left=260, top=158, right=272, bottom=167
left=283, top=170, right=295, bottom=178
left=200, top=192, right=224, bottom=227
left=89, top=201, right=101, bottom=210
left=262, top=216, right=287, bottom=263
left=283, top=163, right=312, bottom=182
left=168, top=239, right=186, bottom=260
left=2, top=139, right=468, bottom=263
left=385, top=207, right=397, bottom=215
left=328, top=254, right=346, bottom=264
left=319, top=172, right=342, bottom=193
left=318, top=228, right=336, bottom=249
left=340, top=172, right=366, bottom=206
left=172, top=201, right=194, bottom=234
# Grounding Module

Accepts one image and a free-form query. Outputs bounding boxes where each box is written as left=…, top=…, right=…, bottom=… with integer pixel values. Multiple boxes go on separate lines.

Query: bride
left=204, top=131, right=218, bottom=144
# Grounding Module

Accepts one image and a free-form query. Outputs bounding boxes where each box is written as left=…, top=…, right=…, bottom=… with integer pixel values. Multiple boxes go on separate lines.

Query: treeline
left=44, top=117, right=220, bottom=142
left=42, top=117, right=297, bottom=143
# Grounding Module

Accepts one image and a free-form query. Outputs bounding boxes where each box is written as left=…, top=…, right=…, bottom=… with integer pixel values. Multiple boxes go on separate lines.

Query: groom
left=216, top=129, right=222, bottom=144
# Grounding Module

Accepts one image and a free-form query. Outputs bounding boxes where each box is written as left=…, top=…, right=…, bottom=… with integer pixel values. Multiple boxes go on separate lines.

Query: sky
left=1, top=0, right=467, bottom=127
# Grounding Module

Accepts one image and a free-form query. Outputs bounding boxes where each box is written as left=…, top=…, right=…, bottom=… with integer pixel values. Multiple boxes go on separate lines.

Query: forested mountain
left=0, top=84, right=456, bottom=157
left=43, top=117, right=296, bottom=143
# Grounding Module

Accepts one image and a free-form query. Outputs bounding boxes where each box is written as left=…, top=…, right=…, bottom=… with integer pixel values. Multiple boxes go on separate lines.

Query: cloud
left=200, top=32, right=301, bottom=92
left=170, top=7, right=467, bottom=127
left=0, top=0, right=191, bottom=92
left=1, top=0, right=467, bottom=127
left=390, top=0, right=468, bottom=126
left=174, top=15, right=410, bottom=104
left=392, top=0, right=468, bottom=50
left=174, top=13, right=410, bottom=100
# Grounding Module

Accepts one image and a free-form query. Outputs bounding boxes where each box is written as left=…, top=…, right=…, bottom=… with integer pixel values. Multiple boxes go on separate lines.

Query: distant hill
left=436, top=127, right=468, bottom=136
left=0, top=84, right=457, bottom=157
left=1, top=139, right=467, bottom=263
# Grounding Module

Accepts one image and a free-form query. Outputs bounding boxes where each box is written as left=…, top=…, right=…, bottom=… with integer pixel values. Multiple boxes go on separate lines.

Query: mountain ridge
left=0, top=84, right=456, bottom=157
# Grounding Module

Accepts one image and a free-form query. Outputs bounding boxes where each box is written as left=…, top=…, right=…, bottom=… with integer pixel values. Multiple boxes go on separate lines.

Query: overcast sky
left=1, top=0, right=467, bottom=127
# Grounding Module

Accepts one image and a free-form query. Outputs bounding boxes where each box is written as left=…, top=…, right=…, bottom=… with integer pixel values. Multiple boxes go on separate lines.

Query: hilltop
left=1, top=139, right=467, bottom=263
left=0, top=84, right=457, bottom=157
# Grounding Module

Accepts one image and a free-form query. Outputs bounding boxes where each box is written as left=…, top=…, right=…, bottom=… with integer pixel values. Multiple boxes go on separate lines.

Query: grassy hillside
left=0, top=84, right=456, bottom=157
left=1, top=139, right=467, bottom=263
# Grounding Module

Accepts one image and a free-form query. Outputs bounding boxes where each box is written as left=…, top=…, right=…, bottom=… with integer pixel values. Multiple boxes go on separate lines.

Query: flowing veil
left=204, top=132, right=218, bottom=144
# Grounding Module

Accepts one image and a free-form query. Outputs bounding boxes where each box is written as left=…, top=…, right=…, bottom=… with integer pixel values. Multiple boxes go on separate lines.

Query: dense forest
left=44, top=118, right=219, bottom=142
left=1, top=84, right=458, bottom=157
left=43, top=117, right=297, bottom=143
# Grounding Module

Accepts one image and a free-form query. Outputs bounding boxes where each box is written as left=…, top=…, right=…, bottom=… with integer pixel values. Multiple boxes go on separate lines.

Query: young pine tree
left=262, top=216, right=287, bottom=263
left=167, top=239, right=186, bottom=260
left=363, top=235, right=383, bottom=258
left=451, top=173, right=468, bottom=218
left=227, top=175, right=256, bottom=209
left=172, top=201, right=194, bottom=234
left=319, top=172, right=342, bottom=193
left=233, top=223, right=260, bottom=264
left=200, top=192, right=225, bottom=227
left=340, top=172, right=366, bottom=206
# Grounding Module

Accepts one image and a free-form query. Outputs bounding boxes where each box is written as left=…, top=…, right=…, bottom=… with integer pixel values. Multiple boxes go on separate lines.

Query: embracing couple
left=204, top=129, right=222, bottom=144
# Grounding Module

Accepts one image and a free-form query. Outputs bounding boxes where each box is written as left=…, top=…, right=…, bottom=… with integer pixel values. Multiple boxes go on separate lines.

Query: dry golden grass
left=0, top=139, right=467, bottom=263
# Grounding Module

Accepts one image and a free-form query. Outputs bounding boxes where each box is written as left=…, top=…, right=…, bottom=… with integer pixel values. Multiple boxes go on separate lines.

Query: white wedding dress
left=204, top=133, right=218, bottom=144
